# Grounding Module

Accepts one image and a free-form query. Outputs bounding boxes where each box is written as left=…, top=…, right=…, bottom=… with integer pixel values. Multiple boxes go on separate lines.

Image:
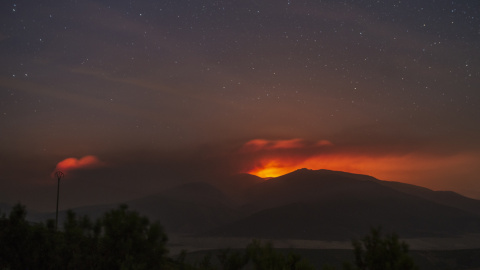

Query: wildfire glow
left=247, top=152, right=477, bottom=185
left=241, top=138, right=309, bottom=152
left=248, top=154, right=376, bottom=178
left=54, top=155, right=105, bottom=176
left=241, top=138, right=476, bottom=185
left=242, top=138, right=340, bottom=178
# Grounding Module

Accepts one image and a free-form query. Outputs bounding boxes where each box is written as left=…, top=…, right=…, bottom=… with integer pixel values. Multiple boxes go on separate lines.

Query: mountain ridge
left=6, top=169, right=480, bottom=242
left=207, top=169, right=480, bottom=240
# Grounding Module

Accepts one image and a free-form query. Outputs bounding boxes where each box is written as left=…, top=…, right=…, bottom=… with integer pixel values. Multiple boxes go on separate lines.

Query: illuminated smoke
left=53, top=155, right=105, bottom=176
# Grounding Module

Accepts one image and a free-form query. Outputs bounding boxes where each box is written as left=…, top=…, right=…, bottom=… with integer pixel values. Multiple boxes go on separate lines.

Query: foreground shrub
left=0, top=204, right=168, bottom=270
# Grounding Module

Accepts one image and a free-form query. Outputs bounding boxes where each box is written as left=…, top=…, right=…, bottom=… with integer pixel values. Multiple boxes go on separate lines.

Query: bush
left=0, top=204, right=168, bottom=270
left=344, top=227, right=418, bottom=270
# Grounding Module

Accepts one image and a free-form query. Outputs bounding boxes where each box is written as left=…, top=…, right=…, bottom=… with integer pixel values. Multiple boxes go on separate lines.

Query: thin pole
left=54, top=171, right=64, bottom=231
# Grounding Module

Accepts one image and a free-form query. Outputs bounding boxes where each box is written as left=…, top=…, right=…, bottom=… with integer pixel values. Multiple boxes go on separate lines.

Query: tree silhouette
left=0, top=203, right=168, bottom=270
left=217, top=248, right=249, bottom=270
left=344, top=227, right=418, bottom=270
left=0, top=205, right=420, bottom=270
left=98, top=204, right=168, bottom=269
left=0, top=204, right=30, bottom=269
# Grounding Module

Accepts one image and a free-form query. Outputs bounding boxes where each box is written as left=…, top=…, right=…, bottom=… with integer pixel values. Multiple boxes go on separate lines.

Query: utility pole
left=54, top=171, right=64, bottom=231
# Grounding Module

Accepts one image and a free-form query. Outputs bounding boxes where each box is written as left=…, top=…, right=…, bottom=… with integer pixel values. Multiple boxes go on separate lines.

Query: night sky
left=1, top=0, right=480, bottom=210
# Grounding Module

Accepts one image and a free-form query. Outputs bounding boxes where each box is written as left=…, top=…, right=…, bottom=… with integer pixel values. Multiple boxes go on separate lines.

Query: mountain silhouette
left=127, top=181, right=242, bottom=234
left=377, top=180, right=480, bottom=216
left=21, top=169, right=480, bottom=241
left=206, top=169, right=480, bottom=240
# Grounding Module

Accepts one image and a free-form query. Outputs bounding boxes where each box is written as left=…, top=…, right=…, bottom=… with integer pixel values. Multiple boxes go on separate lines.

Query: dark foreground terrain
left=4, top=201, right=480, bottom=269
left=44, top=169, right=480, bottom=242
left=6, top=169, right=480, bottom=269
left=182, top=248, right=480, bottom=270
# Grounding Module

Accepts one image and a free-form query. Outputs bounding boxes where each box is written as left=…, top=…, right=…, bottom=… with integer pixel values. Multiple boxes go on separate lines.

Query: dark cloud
left=1, top=0, right=479, bottom=207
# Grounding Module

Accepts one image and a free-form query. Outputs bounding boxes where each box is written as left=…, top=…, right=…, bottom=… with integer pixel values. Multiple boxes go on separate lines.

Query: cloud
left=241, top=138, right=333, bottom=152
left=235, top=137, right=480, bottom=196
left=53, top=155, right=106, bottom=177
left=237, top=138, right=476, bottom=182
left=237, top=138, right=337, bottom=177
left=315, top=140, right=335, bottom=147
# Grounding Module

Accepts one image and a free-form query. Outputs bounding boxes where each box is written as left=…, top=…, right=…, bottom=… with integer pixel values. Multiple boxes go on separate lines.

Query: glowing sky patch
left=1, top=0, right=479, bottom=210
left=242, top=138, right=480, bottom=188
left=54, top=155, right=105, bottom=176
left=247, top=154, right=390, bottom=178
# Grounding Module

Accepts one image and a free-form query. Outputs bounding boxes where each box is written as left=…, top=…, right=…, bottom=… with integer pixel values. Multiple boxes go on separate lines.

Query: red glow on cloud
left=241, top=139, right=474, bottom=184
left=241, top=138, right=309, bottom=152
left=241, top=138, right=337, bottom=178
left=248, top=154, right=387, bottom=178
left=54, top=155, right=105, bottom=176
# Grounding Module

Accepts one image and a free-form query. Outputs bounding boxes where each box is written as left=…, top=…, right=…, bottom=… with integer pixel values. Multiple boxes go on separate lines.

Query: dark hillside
left=208, top=169, right=480, bottom=240
left=128, top=182, right=241, bottom=234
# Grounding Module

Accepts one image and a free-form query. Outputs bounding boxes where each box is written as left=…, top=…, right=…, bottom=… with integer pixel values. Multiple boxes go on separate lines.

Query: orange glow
left=54, top=155, right=105, bottom=176
left=247, top=152, right=476, bottom=184
left=250, top=159, right=297, bottom=178
left=248, top=154, right=372, bottom=178
left=242, top=138, right=313, bottom=152
left=241, top=139, right=478, bottom=187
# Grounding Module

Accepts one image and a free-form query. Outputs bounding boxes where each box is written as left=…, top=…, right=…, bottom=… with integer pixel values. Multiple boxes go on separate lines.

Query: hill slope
left=207, top=169, right=480, bottom=240
left=23, top=169, right=480, bottom=241
left=127, top=182, right=242, bottom=234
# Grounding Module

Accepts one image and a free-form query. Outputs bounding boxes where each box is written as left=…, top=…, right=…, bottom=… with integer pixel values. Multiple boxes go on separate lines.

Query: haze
left=1, top=0, right=479, bottom=211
